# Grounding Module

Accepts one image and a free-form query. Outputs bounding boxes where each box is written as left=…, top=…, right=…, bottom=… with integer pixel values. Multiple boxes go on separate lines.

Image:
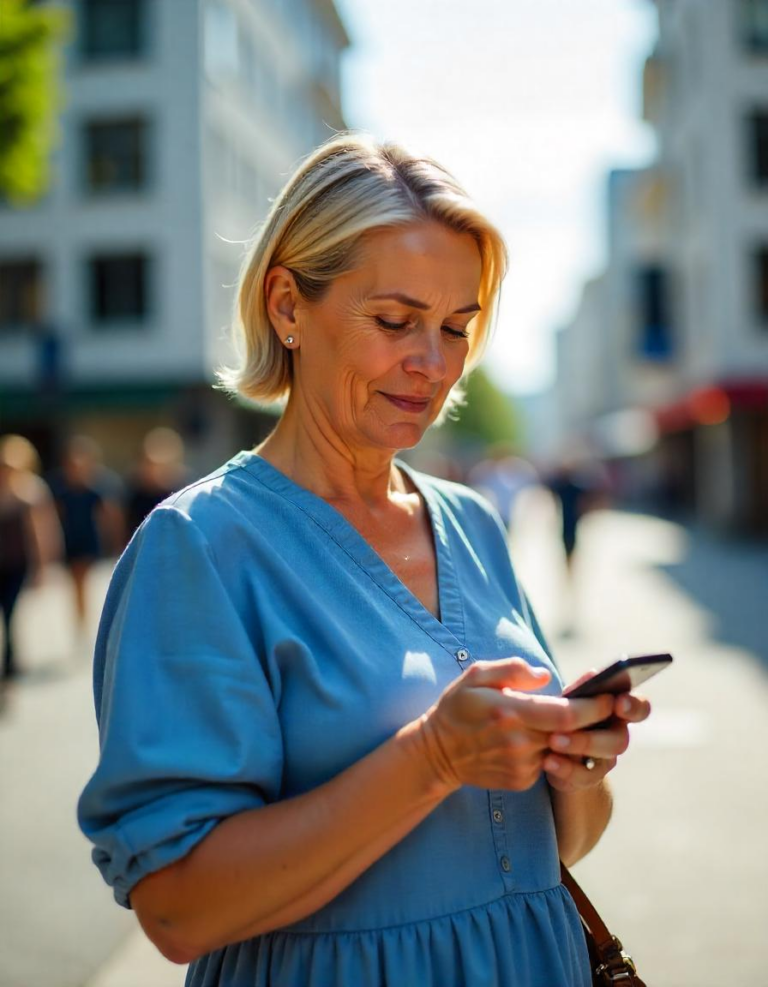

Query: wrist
left=395, top=713, right=461, bottom=802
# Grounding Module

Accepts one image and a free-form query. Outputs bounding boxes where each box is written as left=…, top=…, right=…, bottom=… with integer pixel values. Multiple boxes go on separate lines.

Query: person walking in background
left=544, top=453, right=610, bottom=638
left=546, top=454, right=609, bottom=577
left=79, top=134, right=651, bottom=987
left=124, top=427, right=191, bottom=542
left=0, top=435, right=62, bottom=685
left=48, top=436, right=122, bottom=643
left=467, top=443, right=538, bottom=531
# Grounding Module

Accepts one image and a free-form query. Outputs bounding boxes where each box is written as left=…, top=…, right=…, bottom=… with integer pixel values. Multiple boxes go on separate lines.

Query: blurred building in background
left=0, top=0, right=349, bottom=475
left=556, top=0, right=768, bottom=533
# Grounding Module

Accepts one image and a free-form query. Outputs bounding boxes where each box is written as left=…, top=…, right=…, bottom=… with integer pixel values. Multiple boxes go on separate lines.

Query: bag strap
left=560, top=863, right=647, bottom=986
left=560, top=864, right=614, bottom=944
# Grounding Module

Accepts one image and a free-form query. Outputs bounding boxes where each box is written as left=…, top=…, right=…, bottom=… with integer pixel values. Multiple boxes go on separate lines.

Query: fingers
left=613, top=693, right=651, bottom=723
left=460, top=661, right=615, bottom=732
left=548, top=721, right=630, bottom=760
left=544, top=753, right=617, bottom=791
left=543, top=693, right=653, bottom=791
left=464, top=658, right=551, bottom=693
left=499, top=690, right=615, bottom=734
left=424, top=660, right=637, bottom=795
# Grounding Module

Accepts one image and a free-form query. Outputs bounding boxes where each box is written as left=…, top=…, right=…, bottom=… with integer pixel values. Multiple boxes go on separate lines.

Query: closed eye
left=375, top=316, right=470, bottom=339
left=376, top=317, right=409, bottom=331
left=443, top=325, right=470, bottom=339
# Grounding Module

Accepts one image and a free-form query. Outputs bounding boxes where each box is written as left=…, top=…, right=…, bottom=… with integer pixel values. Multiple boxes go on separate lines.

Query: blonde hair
left=0, top=434, right=41, bottom=473
left=218, top=132, right=508, bottom=410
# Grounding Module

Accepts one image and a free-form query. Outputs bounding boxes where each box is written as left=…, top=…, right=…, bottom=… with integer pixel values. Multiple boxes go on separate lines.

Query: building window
left=740, top=0, right=768, bottom=53
left=0, top=259, right=44, bottom=331
left=756, top=247, right=768, bottom=324
left=89, top=253, right=149, bottom=323
left=635, top=265, right=674, bottom=359
left=81, top=0, right=145, bottom=61
left=85, top=118, right=148, bottom=193
left=747, top=110, right=768, bottom=185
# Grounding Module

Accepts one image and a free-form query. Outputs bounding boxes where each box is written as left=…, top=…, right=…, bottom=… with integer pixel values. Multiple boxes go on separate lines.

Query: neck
left=255, top=400, right=407, bottom=509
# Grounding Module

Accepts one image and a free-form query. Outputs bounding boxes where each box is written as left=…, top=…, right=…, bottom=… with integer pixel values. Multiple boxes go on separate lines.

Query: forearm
left=550, top=779, right=613, bottom=867
left=132, top=718, right=452, bottom=963
left=30, top=501, right=62, bottom=569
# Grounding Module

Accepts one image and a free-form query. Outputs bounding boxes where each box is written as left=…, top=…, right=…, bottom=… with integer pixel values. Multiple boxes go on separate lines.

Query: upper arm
left=78, top=506, right=283, bottom=909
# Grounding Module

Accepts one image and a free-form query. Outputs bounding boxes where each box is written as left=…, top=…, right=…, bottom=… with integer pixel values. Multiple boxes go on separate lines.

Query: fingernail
left=618, top=697, right=631, bottom=715
left=551, top=734, right=570, bottom=749
left=543, top=756, right=560, bottom=772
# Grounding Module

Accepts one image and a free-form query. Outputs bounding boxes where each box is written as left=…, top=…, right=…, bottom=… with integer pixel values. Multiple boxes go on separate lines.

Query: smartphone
left=563, top=653, right=673, bottom=699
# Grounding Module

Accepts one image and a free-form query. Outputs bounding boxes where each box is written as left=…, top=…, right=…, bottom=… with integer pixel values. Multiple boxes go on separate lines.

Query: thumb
left=466, top=658, right=551, bottom=693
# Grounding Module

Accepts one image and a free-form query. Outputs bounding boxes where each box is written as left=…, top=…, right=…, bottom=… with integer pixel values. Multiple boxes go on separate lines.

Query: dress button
left=501, top=856, right=511, bottom=872
left=493, top=809, right=504, bottom=824
left=456, top=648, right=470, bottom=662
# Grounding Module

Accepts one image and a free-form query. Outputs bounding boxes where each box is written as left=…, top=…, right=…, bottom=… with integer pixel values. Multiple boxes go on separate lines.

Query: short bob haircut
left=218, top=132, right=508, bottom=413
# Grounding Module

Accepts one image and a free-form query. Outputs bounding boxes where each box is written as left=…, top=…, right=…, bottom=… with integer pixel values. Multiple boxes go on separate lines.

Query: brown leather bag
left=561, top=864, right=648, bottom=986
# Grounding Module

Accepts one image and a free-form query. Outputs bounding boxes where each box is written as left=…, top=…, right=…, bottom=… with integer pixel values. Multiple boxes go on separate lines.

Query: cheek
left=347, top=336, right=402, bottom=381
left=445, top=342, right=470, bottom=383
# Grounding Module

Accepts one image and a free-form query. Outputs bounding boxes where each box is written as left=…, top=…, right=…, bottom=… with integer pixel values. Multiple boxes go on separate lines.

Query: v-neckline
left=235, top=451, right=467, bottom=655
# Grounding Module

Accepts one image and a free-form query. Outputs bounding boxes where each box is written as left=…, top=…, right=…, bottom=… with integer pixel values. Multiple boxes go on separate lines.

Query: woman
left=49, top=435, right=123, bottom=640
left=0, top=434, right=61, bottom=683
left=124, top=427, right=191, bottom=541
left=78, top=134, right=650, bottom=987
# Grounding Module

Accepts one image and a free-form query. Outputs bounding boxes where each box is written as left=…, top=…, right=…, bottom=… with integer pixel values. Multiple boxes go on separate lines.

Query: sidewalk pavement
left=0, top=564, right=184, bottom=987
left=4, top=498, right=767, bottom=986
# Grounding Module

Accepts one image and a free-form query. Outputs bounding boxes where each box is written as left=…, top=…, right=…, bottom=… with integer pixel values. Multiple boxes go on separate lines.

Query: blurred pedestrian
left=0, top=435, right=62, bottom=683
left=468, top=443, right=538, bottom=530
left=545, top=454, right=609, bottom=576
left=124, top=427, right=191, bottom=541
left=48, top=436, right=120, bottom=641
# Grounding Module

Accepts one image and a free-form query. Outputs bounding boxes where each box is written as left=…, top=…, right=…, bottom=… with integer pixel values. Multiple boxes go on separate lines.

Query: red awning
left=653, top=379, right=768, bottom=433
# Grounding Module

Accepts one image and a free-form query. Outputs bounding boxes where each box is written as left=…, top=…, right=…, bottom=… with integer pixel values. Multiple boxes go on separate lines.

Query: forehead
left=350, top=221, right=482, bottom=299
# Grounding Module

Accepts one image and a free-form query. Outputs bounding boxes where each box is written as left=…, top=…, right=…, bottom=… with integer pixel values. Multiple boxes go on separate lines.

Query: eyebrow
left=369, top=292, right=481, bottom=315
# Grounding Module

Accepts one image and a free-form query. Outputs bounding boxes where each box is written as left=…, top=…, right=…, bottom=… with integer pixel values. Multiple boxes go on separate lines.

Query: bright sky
left=335, top=0, right=658, bottom=395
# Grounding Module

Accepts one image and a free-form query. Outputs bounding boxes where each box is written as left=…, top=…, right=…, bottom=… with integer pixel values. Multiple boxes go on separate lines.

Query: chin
left=366, top=422, right=427, bottom=452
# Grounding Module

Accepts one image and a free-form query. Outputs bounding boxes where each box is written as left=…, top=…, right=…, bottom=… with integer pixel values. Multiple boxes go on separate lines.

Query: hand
left=544, top=691, right=652, bottom=792
left=418, top=659, right=614, bottom=794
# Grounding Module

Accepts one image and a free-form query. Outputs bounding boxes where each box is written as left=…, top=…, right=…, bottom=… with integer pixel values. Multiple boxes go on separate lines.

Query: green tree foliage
left=0, top=0, right=69, bottom=204
left=446, top=366, right=523, bottom=449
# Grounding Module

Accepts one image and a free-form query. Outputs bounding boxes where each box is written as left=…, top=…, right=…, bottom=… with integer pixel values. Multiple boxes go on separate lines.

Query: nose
left=402, top=328, right=447, bottom=382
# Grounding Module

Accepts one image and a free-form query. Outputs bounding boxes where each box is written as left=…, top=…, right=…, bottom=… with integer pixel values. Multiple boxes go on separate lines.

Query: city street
left=1, top=498, right=767, bottom=987
left=513, top=493, right=768, bottom=987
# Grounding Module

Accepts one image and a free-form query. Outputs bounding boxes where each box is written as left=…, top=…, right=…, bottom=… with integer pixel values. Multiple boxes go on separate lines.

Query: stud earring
left=285, top=335, right=295, bottom=346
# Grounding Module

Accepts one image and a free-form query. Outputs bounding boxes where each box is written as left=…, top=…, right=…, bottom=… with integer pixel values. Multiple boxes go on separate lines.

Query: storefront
left=653, top=379, right=768, bottom=534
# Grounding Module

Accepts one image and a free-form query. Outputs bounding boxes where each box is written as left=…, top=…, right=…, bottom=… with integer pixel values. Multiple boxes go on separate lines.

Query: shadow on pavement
left=652, top=520, right=768, bottom=672
left=12, top=662, right=73, bottom=687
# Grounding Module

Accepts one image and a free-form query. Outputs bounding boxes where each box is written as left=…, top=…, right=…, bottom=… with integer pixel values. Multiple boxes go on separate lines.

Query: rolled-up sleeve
left=77, top=506, right=282, bottom=908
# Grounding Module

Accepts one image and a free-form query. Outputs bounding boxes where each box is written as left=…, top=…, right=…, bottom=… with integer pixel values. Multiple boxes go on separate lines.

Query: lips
left=381, top=392, right=432, bottom=413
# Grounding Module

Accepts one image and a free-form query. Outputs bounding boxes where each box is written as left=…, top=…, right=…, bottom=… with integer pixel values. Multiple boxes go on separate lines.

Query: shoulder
left=149, top=453, right=263, bottom=526
left=128, top=452, right=283, bottom=564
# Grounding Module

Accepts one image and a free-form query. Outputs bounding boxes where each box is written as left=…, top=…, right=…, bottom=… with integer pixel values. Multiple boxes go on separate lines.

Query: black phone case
left=564, top=653, right=673, bottom=699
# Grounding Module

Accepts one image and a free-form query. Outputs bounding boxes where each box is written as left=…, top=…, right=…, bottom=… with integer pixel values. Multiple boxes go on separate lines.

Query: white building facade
left=0, top=0, right=348, bottom=473
left=556, top=0, right=768, bottom=530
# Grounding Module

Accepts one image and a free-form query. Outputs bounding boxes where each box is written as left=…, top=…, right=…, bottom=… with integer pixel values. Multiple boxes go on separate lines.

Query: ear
left=264, top=266, right=300, bottom=345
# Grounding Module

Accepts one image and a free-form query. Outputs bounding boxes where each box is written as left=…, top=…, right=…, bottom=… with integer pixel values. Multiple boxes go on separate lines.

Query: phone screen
left=563, top=653, right=673, bottom=699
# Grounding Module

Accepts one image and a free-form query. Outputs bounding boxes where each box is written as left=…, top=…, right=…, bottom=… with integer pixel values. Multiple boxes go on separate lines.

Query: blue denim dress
left=78, top=452, right=590, bottom=987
